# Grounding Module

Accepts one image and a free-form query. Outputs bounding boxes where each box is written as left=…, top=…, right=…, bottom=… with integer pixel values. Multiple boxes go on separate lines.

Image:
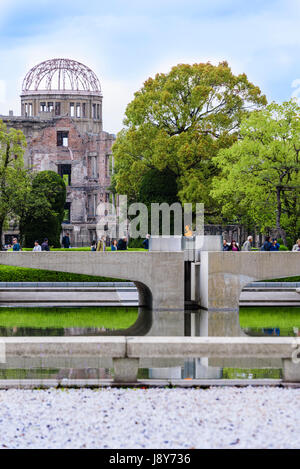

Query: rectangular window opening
left=58, top=164, right=71, bottom=186
left=70, top=103, right=75, bottom=117
left=63, top=202, right=71, bottom=223
left=55, top=102, right=61, bottom=116
left=90, top=156, right=97, bottom=178
left=57, top=131, right=69, bottom=147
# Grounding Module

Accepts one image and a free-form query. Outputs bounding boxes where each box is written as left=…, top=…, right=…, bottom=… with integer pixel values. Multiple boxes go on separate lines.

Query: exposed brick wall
left=2, top=115, right=115, bottom=246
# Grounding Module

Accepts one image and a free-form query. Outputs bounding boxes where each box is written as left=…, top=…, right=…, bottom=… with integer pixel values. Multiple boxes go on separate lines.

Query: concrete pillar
left=113, top=358, right=139, bottom=383
left=191, top=262, right=200, bottom=302
left=282, top=359, right=300, bottom=382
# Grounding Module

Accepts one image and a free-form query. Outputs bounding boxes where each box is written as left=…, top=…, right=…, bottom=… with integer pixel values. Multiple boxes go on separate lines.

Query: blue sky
left=0, top=0, right=299, bottom=132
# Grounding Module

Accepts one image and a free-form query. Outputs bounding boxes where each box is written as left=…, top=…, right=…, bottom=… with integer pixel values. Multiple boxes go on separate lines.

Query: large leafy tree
left=20, top=170, right=66, bottom=247
left=0, top=120, right=27, bottom=249
left=211, top=100, right=300, bottom=245
left=112, top=61, right=267, bottom=218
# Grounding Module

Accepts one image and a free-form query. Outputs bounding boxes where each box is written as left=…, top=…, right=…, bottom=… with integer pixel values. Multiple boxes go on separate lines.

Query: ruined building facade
left=1, top=58, right=115, bottom=246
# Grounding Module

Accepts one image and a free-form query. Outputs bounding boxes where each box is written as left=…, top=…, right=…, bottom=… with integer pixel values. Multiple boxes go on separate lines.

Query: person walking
left=229, top=240, right=240, bottom=251
left=91, top=240, right=97, bottom=251
left=41, top=238, right=50, bottom=251
left=12, top=237, right=21, bottom=251
left=96, top=236, right=106, bottom=252
left=111, top=239, right=118, bottom=251
left=270, top=238, right=280, bottom=251
left=32, top=240, right=42, bottom=252
left=260, top=236, right=272, bottom=251
left=142, top=234, right=150, bottom=250
left=222, top=239, right=230, bottom=251
left=62, top=232, right=71, bottom=249
left=292, top=239, right=300, bottom=251
left=117, top=237, right=127, bottom=250
left=242, top=236, right=253, bottom=251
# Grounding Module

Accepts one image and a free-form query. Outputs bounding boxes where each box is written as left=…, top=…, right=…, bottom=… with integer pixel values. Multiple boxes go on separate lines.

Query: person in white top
left=32, top=240, right=42, bottom=252
left=292, top=239, right=300, bottom=251
left=242, top=236, right=253, bottom=251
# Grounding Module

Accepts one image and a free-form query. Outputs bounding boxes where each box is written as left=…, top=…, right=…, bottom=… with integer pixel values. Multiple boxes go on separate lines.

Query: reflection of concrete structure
left=1, top=336, right=299, bottom=383
left=1, top=58, right=115, bottom=246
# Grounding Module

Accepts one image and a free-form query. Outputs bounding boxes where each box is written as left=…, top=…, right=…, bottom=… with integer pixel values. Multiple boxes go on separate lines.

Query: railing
left=1, top=336, right=299, bottom=383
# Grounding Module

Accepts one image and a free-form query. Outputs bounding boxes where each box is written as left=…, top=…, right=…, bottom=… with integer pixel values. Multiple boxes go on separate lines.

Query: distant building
left=1, top=58, right=115, bottom=246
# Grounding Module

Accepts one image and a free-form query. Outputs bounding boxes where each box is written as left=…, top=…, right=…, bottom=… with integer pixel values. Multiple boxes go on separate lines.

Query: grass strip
left=0, top=307, right=138, bottom=329
left=239, top=306, right=300, bottom=329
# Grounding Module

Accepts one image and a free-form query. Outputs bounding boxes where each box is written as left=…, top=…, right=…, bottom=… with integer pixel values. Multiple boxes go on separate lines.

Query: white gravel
left=0, top=387, right=299, bottom=449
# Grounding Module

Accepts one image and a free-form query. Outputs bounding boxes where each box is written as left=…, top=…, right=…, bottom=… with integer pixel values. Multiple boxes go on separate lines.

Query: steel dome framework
left=22, top=58, right=101, bottom=93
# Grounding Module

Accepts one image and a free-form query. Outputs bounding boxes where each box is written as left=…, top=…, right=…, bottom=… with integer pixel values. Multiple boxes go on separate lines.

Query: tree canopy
left=20, top=170, right=66, bottom=247
left=211, top=100, right=300, bottom=245
left=112, top=61, right=267, bottom=218
left=0, top=120, right=27, bottom=249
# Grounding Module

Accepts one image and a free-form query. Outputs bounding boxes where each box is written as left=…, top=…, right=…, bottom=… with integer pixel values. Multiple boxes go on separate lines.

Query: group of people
left=4, top=237, right=50, bottom=252
left=90, top=234, right=151, bottom=251
left=223, top=235, right=300, bottom=252
left=4, top=232, right=152, bottom=252
left=90, top=236, right=129, bottom=252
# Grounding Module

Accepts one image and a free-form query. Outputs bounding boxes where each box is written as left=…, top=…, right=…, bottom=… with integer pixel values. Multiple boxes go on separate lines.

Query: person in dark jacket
left=223, top=239, right=230, bottom=251
left=62, top=232, right=70, bottom=248
left=260, top=236, right=272, bottom=251
left=270, top=238, right=280, bottom=251
left=142, top=234, right=150, bottom=250
left=117, top=237, right=127, bottom=250
left=12, top=237, right=21, bottom=251
left=41, top=238, right=50, bottom=251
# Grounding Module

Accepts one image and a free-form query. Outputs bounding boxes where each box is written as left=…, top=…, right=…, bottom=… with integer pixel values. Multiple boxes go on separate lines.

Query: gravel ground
left=0, top=387, right=299, bottom=449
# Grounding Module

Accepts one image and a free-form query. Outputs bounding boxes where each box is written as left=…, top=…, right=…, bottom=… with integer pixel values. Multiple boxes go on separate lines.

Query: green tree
left=138, top=167, right=180, bottom=235
left=112, top=61, right=267, bottom=218
left=0, top=120, right=27, bottom=249
left=211, top=100, right=300, bottom=244
left=20, top=170, right=66, bottom=247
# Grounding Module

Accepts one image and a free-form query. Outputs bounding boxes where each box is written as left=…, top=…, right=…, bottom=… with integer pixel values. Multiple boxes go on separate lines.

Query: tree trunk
left=276, top=185, right=287, bottom=245
left=0, top=217, right=4, bottom=250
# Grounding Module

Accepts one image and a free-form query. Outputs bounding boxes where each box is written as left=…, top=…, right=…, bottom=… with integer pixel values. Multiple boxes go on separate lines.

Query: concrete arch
left=0, top=251, right=184, bottom=312
left=199, top=251, right=300, bottom=336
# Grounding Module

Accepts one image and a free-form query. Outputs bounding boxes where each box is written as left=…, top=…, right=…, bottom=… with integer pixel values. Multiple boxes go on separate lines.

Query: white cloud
left=0, top=1, right=300, bottom=129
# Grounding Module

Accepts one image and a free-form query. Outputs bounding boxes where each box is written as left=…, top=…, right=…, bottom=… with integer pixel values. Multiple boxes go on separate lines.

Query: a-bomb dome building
left=1, top=58, right=115, bottom=246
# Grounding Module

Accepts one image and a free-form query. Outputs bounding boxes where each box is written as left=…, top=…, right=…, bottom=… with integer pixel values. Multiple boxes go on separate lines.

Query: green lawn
left=0, top=265, right=127, bottom=282
left=239, top=306, right=300, bottom=329
left=222, top=368, right=282, bottom=379
left=0, top=307, right=138, bottom=330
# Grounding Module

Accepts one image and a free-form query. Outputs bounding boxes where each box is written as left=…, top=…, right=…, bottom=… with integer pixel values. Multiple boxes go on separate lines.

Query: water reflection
left=0, top=307, right=296, bottom=381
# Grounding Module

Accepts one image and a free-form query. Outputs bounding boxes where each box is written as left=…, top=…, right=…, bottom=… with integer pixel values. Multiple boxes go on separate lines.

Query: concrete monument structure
left=0, top=250, right=299, bottom=326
